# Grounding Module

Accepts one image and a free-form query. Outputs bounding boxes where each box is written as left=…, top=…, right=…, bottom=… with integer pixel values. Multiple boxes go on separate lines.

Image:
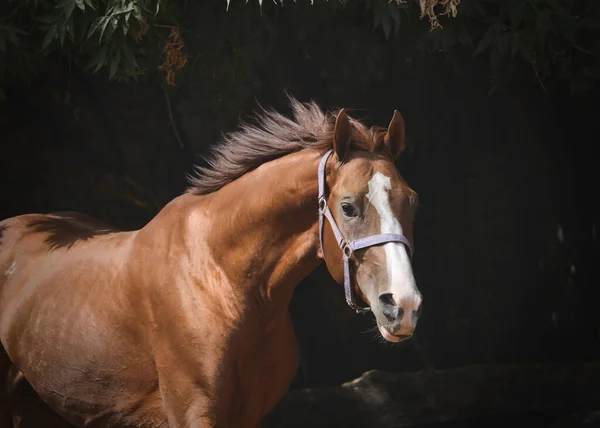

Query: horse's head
left=320, top=108, right=421, bottom=343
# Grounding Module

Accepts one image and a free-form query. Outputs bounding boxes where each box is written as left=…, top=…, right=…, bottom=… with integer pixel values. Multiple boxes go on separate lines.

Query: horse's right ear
left=383, top=110, right=405, bottom=160
left=333, top=108, right=351, bottom=161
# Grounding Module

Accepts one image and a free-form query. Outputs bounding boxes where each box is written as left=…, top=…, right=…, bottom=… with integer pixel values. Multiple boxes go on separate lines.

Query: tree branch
left=265, top=362, right=600, bottom=427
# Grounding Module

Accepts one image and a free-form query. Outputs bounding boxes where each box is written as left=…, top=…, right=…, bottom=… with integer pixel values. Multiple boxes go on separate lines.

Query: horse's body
left=0, top=99, right=421, bottom=427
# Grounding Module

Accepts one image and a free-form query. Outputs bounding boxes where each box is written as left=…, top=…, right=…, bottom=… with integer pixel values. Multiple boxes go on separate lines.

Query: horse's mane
left=186, top=96, right=384, bottom=195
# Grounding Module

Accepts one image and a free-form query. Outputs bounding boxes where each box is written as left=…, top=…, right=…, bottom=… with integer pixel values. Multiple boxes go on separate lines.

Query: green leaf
left=64, top=1, right=76, bottom=20
left=133, top=5, right=143, bottom=22
left=489, top=45, right=500, bottom=69
left=497, top=33, right=509, bottom=58
left=457, top=28, right=474, bottom=48
left=83, top=0, right=95, bottom=10
left=109, top=46, right=122, bottom=78
left=6, top=31, right=19, bottom=47
left=470, top=0, right=487, bottom=16
left=472, top=27, right=494, bottom=57
left=113, top=3, right=135, bottom=16
left=58, top=23, right=66, bottom=45
left=546, top=0, right=567, bottom=16
left=36, top=8, right=65, bottom=24
left=388, top=2, right=401, bottom=35
left=0, top=25, right=27, bottom=36
left=382, top=14, right=392, bottom=39
left=42, top=25, right=58, bottom=50
left=102, top=18, right=117, bottom=42
left=373, top=8, right=382, bottom=30
left=583, top=65, right=600, bottom=79
left=87, top=16, right=104, bottom=38
left=89, top=43, right=108, bottom=72
left=65, top=12, right=75, bottom=35
left=509, top=32, right=519, bottom=58
left=121, top=43, right=138, bottom=69
left=507, top=0, right=525, bottom=29
left=536, top=10, right=555, bottom=46
left=97, top=17, right=111, bottom=42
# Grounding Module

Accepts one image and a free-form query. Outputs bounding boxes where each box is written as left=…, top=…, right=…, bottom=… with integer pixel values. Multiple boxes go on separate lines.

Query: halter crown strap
left=318, top=151, right=346, bottom=253
left=317, top=150, right=414, bottom=314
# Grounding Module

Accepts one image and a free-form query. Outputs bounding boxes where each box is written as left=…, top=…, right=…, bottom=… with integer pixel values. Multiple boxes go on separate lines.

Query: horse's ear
left=383, top=110, right=406, bottom=159
left=333, top=108, right=352, bottom=161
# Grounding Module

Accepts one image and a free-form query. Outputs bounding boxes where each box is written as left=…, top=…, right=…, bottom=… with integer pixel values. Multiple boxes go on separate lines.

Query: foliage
left=0, top=0, right=174, bottom=83
left=421, top=0, right=600, bottom=94
left=0, top=0, right=598, bottom=95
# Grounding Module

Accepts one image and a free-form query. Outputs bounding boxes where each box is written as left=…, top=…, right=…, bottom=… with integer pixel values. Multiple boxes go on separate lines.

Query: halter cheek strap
left=317, top=150, right=413, bottom=314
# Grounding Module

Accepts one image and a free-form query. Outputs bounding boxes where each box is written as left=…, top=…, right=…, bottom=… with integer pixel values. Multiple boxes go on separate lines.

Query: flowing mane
left=187, top=96, right=384, bottom=195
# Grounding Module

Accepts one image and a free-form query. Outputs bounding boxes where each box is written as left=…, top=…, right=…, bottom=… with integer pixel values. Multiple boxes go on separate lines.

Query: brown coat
left=0, top=98, right=421, bottom=427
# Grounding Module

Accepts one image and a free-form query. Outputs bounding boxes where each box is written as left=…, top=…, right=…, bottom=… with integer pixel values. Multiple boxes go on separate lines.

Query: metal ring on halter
left=318, top=198, right=327, bottom=211
left=342, top=243, right=353, bottom=258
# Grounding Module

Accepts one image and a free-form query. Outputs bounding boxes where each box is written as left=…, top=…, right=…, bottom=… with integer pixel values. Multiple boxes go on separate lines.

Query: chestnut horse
left=0, top=98, right=422, bottom=427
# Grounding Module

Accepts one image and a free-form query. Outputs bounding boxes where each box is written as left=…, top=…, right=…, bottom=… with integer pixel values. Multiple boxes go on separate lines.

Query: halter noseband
left=317, top=149, right=413, bottom=314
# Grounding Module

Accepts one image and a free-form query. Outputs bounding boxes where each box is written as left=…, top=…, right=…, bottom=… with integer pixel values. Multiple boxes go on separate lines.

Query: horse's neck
left=198, top=150, right=324, bottom=320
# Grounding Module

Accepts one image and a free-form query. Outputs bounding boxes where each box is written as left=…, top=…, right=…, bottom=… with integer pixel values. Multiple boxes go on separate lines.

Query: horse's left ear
left=383, top=110, right=406, bottom=159
left=333, top=108, right=352, bottom=161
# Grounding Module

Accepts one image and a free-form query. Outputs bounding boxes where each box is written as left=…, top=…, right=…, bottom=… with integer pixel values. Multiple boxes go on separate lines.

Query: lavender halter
left=318, top=149, right=413, bottom=314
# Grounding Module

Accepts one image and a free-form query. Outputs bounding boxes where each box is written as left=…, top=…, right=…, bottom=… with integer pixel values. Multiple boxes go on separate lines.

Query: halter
left=318, top=149, right=413, bottom=314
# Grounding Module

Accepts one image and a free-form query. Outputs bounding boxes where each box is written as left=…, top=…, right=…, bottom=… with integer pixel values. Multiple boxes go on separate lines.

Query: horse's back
left=0, top=211, right=160, bottom=427
left=0, top=210, right=118, bottom=270
left=0, top=211, right=123, bottom=318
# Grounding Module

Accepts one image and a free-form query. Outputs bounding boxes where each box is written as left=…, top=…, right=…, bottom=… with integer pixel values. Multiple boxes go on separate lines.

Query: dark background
left=1, top=0, right=599, bottom=425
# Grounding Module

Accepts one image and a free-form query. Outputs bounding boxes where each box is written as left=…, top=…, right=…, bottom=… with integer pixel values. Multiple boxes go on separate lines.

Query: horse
left=0, top=97, right=422, bottom=428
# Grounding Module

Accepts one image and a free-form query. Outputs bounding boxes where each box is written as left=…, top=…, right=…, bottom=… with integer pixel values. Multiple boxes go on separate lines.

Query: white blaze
left=366, top=172, right=420, bottom=309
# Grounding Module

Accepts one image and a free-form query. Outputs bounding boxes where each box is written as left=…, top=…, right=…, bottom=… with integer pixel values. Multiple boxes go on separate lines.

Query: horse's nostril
left=378, top=293, right=401, bottom=322
left=379, top=293, right=395, bottom=307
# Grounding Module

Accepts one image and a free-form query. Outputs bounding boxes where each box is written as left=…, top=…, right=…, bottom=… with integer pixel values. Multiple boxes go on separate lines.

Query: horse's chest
left=219, top=322, right=299, bottom=427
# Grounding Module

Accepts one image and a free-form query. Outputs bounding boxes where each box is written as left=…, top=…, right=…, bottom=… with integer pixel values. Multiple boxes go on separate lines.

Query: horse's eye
left=341, top=203, right=358, bottom=218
